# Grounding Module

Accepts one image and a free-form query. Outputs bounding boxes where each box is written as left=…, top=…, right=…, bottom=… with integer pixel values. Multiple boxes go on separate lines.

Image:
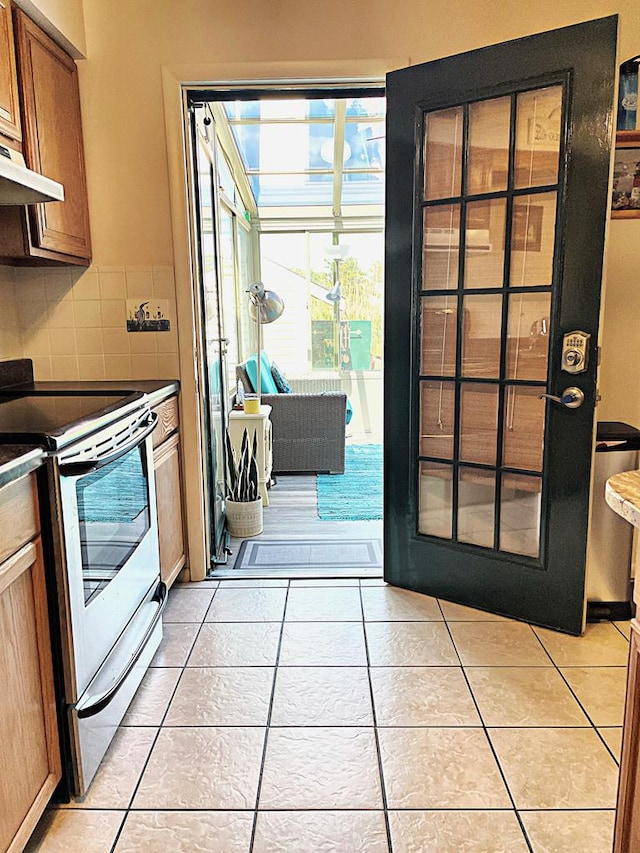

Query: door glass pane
left=461, top=294, right=502, bottom=378
left=423, top=205, right=460, bottom=290
left=423, top=106, right=463, bottom=200
left=506, top=292, right=551, bottom=381
left=468, top=97, right=510, bottom=195
left=421, top=296, right=457, bottom=376
left=458, top=468, right=495, bottom=548
left=420, top=381, right=455, bottom=459
left=460, top=383, right=498, bottom=465
left=418, top=462, right=453, bottom=538
left=503, top=386, right=545, bottom=472
left=464, top=198, right=506, bottom=289
left=510, top=192, right=557, bottom=287
left=500, top=473, right=542, bottom=558
left=515, top=85, right=563, bottom=189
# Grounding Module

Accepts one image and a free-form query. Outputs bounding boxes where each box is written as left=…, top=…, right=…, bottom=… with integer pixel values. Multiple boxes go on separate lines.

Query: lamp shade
left=248, top=281, right=285, bottom=324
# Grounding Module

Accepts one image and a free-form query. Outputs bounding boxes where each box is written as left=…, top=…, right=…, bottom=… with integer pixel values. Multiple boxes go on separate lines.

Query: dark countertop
left=0, top=361, right=180, bottom=406
left=0, top=446, right=45, bottom=489
left=23, top=380, right=180, bottom=407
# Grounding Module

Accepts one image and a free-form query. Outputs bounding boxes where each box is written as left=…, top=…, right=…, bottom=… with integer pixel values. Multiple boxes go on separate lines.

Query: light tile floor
left=26, top=579, right=628, bottom=852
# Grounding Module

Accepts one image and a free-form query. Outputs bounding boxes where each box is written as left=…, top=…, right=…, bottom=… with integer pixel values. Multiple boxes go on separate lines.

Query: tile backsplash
left=0, top=264, right=180, bottom=381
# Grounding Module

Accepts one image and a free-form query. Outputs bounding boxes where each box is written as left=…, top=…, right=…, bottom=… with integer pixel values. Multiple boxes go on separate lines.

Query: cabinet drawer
left=152, top=395, right=179, bottom=448
left=0, top=473, right=39, bottom=565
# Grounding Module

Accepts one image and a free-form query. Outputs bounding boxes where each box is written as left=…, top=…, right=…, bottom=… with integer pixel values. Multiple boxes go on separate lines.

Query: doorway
left=186, top=87, right=387, bottom=578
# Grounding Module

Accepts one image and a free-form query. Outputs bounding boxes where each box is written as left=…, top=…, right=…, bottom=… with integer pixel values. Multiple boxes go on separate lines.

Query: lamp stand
left=255, top=313, right=262, bottom=405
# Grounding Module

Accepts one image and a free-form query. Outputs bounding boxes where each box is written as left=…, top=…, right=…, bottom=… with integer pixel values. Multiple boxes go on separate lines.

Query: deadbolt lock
left=561, top=330, right=590, bottom=374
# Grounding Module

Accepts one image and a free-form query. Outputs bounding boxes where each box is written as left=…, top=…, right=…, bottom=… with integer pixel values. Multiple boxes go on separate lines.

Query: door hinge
left=596, top=345, right=602, bottom=366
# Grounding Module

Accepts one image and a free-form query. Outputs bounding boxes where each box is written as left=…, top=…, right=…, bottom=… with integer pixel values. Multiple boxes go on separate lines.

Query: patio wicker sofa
left=235, top=361, right=346, bottom=474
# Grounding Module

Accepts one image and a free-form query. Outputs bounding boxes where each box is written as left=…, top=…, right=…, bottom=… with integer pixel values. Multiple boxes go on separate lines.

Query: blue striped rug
left=316, top=444, right=383, bottom=521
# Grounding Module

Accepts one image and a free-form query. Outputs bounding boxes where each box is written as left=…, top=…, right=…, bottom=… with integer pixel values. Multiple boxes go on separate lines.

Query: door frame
left=162, top=61, right=395, bottom=579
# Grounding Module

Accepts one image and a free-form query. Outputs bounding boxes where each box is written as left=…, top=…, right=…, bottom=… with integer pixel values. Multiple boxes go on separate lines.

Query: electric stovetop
left=0, top=391, right=146, bottom=450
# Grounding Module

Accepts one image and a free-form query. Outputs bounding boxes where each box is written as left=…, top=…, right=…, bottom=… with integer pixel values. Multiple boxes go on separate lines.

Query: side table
left=228, top=405, right=273, bottom=506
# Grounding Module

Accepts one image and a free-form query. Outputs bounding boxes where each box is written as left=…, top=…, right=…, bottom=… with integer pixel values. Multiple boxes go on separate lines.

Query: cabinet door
left=0, top=536, right=61, bottom=853
left=0, top=0, right=20, bottom=144
left=13, top=8, right=91, bottom=261
left=154, top=432, right=187, bottom=587
left=614, top=619, right=640, bottom=852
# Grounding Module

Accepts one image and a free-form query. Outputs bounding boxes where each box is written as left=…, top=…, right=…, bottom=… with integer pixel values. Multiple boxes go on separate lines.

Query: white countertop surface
left=606, top=469, right=640, bottom=529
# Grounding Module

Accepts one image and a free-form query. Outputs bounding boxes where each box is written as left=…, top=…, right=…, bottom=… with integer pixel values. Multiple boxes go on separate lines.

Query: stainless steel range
left=0, top=384, right=165, bottom=798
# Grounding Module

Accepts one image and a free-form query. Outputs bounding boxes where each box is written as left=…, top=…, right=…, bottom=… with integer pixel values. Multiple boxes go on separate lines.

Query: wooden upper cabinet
left=0, top=0, right=21, bottom=145
left=0, top=8, right=91, bottom=265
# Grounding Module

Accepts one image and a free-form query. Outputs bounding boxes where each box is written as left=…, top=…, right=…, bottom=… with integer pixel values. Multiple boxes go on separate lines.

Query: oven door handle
left=76, top=580, right=167, bottom=719
left=59, top=412, right=158, bottom=476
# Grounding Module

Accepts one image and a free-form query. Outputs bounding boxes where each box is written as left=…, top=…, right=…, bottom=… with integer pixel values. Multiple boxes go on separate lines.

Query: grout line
left=528, top=623, right=625, bottom=764
left=249, top=580, right=290, bottom=852
left=440, top=617, right=535, bottom=853
left=108, top=585, right=218, bottom=853
left=359, top=585, right=394, bottom=853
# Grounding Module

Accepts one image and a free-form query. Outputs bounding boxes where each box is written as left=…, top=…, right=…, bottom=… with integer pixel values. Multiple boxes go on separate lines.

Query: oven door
left=55, top=408, right=161, bottom=700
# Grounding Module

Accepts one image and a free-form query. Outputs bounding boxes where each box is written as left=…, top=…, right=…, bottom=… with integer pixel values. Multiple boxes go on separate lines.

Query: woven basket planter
left=225, top=496, right=263, bottom=537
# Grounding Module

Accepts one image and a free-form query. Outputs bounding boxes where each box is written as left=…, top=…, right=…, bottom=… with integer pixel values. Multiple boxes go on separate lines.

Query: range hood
left=0, top=143, right=64, bottom=204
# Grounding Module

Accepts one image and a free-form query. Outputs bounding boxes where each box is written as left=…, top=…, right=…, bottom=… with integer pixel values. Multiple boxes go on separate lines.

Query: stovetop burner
left=0, top=391, right=146, bottom=450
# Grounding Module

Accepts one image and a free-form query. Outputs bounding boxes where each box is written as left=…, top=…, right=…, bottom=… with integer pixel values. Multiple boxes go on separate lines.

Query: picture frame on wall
left=611, top=131, right=640, bottom=218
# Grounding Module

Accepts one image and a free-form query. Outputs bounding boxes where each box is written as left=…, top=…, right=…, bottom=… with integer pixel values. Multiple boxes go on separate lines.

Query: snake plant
left=225, top=427, right=259, bottom=502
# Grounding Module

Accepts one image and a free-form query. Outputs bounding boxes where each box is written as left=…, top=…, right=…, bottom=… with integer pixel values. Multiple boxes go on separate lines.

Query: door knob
left=538, top=386, right=585, bottom=409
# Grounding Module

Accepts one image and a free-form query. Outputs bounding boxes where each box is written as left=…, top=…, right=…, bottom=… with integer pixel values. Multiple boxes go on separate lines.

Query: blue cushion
left=245, top=352, right=279, bottom=394
left=346, top=397, right=353, bottom=425
left=270, top=361, right=292, bottom=394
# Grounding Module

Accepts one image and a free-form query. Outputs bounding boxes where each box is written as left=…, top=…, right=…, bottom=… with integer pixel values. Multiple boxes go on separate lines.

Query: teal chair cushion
left=245, top=352, right=279, bottom=394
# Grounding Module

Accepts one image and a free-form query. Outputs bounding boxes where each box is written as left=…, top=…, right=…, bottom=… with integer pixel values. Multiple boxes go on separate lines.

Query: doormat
left=234, top=539, right=382, bottom=571
left=316, top=444, right=383, bottom=521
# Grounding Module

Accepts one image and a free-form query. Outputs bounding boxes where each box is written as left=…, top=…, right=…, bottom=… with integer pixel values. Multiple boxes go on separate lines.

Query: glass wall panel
left=514, top=86, right=563, bottom=189
left=461, top=294, right=503, bottom=378
left=418, top=462, right=453, bottom=538
left=237, top=224, right=253, bottom=361
left=460, top=383, right=498, bottom=466
left=420, top=381, right=455, bottom=459
left=468, top=97, right=510, bottom=195
left=422, top=205, right=460, bottom=290
left=503, top=386, right=546, bottom=472
left=464, top=199, right=506, bottom=289
left=500, top=473, right=542, bottom=557
left=423, top=106, right=463, bottom=200
left=420, top=296, right=457, bottom=377
left=510, top=192, right=557, bottom=287
left=458, top=468, right=495, bottom=548
left=506, top=292, right=551, bottom=381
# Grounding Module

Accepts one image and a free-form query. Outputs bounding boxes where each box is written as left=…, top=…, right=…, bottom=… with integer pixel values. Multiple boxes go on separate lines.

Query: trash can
left=586, top=421, right=640, bottom=621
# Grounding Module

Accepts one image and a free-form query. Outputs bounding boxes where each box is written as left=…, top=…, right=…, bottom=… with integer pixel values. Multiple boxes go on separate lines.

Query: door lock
left=561, top=330, right=590, bottom=374
left=538, top=387, right=585, bottom=408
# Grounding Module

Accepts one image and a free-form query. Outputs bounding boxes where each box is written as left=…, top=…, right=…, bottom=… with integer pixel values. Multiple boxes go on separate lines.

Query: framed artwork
left=612, top=131, right=640, bottom=219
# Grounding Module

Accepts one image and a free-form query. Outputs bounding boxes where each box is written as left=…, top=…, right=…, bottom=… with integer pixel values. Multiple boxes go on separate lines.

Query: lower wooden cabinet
left=152, top=395, right=186, bottom=587
left=0, top=473, right=60, bottom=853
left=614, top=618, right=640, bottom=852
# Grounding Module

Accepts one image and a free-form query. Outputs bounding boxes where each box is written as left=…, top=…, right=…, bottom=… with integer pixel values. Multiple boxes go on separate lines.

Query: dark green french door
left=384, top=17, right=617, bottom=634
